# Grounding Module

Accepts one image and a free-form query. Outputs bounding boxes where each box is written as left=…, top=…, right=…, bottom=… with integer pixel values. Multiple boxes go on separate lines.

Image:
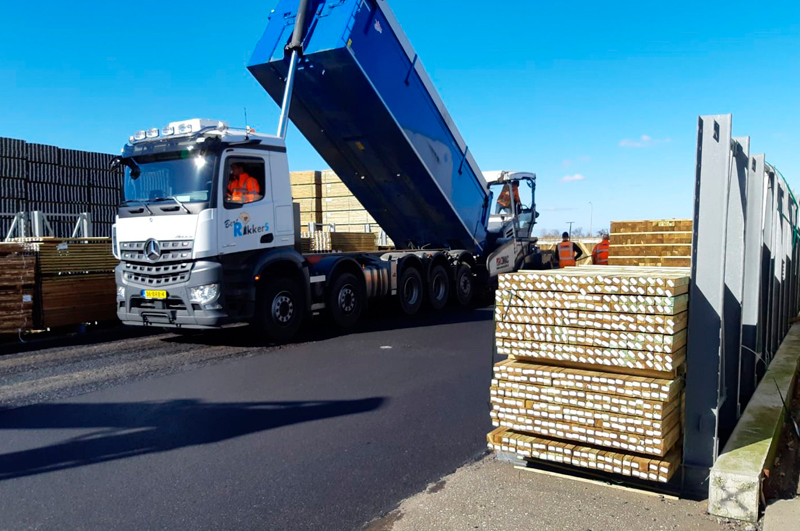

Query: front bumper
left=116, top=261, right=231, bottom=329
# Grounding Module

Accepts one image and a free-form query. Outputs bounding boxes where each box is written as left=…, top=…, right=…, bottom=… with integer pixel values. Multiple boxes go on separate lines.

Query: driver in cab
left=496, top=182, right=521, bottom=214
left=227, top=162, right=261, bottom=203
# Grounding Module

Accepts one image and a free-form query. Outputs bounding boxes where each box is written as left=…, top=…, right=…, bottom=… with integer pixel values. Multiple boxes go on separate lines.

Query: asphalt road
left=0, top=306, right=495, bottom=531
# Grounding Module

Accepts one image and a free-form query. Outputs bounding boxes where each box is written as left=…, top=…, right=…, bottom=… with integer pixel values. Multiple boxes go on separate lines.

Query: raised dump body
left=247, top=0, right=488, bottom=254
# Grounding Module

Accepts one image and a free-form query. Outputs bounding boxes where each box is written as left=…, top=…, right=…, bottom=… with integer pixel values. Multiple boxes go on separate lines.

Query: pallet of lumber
left=300, top=231, right=378, bottom=253
left=31, top=239, right=118, bottom=274
left=487, top=427, right=681, bottom=483
left=291, top=172, right=323, bottom=226
left=491, top=361, right=683, bottom=456
left=609, top=219, right=692, bottom=267
left=0, top=244, right=35, bottom=333
left=489, top=265, right=690, bottom=484
left=40, top=273, right=116, bottom=328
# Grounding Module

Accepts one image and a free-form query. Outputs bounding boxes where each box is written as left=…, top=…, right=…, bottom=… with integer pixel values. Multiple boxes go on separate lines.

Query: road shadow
left=0, top=397, right=386, bottom=481
left=165, top=304, right=495, bottom=349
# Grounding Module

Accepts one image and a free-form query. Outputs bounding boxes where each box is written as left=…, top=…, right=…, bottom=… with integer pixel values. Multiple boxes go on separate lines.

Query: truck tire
left=398, top=266, right=423, bottom=315
left=329, top=272, right=364, bottom=328
left=454, top=264, right=474, bottom=306
left=256, top=277, right=304, bottom=343
left=428, top=265, right=450, bottom=310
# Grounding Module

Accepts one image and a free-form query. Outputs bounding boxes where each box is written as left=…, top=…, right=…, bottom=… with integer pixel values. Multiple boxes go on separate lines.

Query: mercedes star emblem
left=144, top=239, right=161, bottom=262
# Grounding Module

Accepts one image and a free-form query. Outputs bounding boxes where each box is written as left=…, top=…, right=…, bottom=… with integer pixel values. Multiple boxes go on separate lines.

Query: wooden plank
left=289, top=170, right=320, bottom=186
left=291, top=183, right=322, bottom=199
left=610, top=219, right=693, bottom=233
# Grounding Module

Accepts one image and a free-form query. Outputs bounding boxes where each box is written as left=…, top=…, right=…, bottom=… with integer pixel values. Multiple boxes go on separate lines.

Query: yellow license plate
left=142, top=290, right=168, bottom=300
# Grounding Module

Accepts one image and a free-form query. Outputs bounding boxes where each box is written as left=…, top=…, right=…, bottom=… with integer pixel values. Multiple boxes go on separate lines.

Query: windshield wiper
left=152, top=196, right=191, bottom=214
left=120, top=199, right=153, bottom=215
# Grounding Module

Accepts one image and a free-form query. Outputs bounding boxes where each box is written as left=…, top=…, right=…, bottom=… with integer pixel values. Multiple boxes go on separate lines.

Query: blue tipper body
left=247, top=0, right=489, bottom=254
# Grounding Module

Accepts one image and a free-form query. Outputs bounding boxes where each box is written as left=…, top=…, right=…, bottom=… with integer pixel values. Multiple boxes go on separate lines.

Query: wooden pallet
left=488, top=427, right=681, bottom=483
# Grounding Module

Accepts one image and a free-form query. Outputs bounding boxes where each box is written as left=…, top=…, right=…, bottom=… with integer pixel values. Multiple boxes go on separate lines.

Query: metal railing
left=2, top=211, right=93, bottom=241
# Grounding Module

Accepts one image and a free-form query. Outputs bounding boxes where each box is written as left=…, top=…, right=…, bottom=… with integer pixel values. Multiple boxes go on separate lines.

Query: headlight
left=117, top=286, right=125, bottom=299
left=189, top=284, right=220, bottom=304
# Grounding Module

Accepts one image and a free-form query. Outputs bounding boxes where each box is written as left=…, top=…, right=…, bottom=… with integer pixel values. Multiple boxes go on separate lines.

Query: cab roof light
left=178, top=123, right=193, bottom=134
left=162, top=126, right=175, bottom=136
left=146, top=128, right=159, bottom=139
left=133, top=130, right=146, bottom=141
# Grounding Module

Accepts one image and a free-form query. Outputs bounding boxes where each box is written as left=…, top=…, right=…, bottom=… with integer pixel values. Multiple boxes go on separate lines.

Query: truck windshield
left=123, top=151, right=215, bottom=204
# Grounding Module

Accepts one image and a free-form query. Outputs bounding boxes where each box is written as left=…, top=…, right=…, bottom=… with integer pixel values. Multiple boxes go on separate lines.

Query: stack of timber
left=609, top=219, right=693, bottom=267
left=319, top=170, right=394, bottom=247
left=489, top=266, right=689, bottom=484
left=300, top=231, right=378, bottom=253
left=291, top=171, right=323, bottom=226
left=4, top=238, right=118, bottom=329
left=0, top=244, right=35, bottom=334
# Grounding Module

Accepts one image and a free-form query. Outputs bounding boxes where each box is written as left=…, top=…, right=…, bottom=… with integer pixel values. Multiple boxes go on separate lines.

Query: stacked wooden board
left=0, top=244, right=35, bottom=334
left=300, top=231, right=378, bottom=253
left=0, top=238, right=118, bottom=331
left=291, top=171, right=323, bottom=226
left=291, top=170, right=395, bottom=249
left=609, top=219, right=693, bottom=267
left=489, top=266, right=689, bottom=484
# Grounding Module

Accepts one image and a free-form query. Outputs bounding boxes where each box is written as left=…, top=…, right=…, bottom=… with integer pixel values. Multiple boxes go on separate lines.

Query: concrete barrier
left=708, top=323, right=800, bottom=522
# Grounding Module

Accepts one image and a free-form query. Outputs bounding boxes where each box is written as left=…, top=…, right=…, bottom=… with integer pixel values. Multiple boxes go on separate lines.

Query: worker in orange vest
left=227, top=163, right=262, bottom=203
left=496, top=182, right=521, bottom=214
left=592, top=233, right=610, bottom=265
left=557, top=232, right=583, bottom=267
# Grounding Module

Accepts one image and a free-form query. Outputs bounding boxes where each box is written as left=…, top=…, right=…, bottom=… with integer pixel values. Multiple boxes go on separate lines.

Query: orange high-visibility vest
left=558, top=241, right=576, bottom=267
left=227, top=173, right=261, bottom=203
left=592, top=240, right=610, bottom=265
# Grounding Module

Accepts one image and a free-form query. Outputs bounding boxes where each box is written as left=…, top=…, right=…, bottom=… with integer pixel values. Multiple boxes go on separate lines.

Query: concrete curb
left=708, top=323, right=800, bottom=522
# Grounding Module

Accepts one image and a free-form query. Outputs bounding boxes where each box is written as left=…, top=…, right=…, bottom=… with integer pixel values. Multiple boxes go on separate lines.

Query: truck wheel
left=398, top=267, right=423, bottom=315
left=256, top=277, right=304, bottom=343
left=329, top=273, right=364, bottom=328
left=428, top=265, right=450, bottom=310
left=454, top=264, right=474, bottom=306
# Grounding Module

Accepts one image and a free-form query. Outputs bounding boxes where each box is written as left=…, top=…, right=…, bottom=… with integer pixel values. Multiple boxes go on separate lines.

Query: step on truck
left=112, top=0, right=547, bottom=341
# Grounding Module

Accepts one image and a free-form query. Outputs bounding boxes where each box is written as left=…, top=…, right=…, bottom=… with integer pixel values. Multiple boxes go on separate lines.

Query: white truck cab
left=114, top=118, right=303, bottom=330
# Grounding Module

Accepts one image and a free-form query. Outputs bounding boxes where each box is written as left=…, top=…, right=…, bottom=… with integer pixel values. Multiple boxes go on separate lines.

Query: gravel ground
left=365, top=456, right=758, bottom=531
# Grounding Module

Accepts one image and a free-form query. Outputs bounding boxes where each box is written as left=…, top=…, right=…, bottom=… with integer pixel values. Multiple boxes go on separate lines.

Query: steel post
left=683, top=115, right=734, bottom=494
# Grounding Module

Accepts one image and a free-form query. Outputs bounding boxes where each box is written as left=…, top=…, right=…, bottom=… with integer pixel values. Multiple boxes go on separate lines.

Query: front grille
left=120, top=239, right=194, bottom=286
left=120, top=239, right=193, bottom=264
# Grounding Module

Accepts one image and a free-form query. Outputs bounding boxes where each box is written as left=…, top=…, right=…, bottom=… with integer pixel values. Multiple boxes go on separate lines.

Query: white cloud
left=619, top=134, right=671, bottom=148
left=561, top=173, right=586, bottom=182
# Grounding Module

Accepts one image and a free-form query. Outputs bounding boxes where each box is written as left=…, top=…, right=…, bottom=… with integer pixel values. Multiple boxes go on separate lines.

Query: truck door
left=218, top=151, right=277, bottom=255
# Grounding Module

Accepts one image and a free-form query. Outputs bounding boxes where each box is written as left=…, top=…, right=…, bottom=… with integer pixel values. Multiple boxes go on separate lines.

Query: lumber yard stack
left=0, top=136, right=122, bottom=239
left=299, top=231, right=378, bottom=253
left=291, top=170, right=394, bottom=249
left=0, top=238, right=117, bottom=332
left=488, top=266, right=689, bottom=484
left=609, top=219, right=693, bottom=267
left=291, top=171, right=323, bottom=226
left=0, top=244, right=35, bottom=334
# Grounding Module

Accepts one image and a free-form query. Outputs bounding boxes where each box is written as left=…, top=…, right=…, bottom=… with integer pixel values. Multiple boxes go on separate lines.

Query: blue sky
left=1, top=0, right=798, bottom=235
